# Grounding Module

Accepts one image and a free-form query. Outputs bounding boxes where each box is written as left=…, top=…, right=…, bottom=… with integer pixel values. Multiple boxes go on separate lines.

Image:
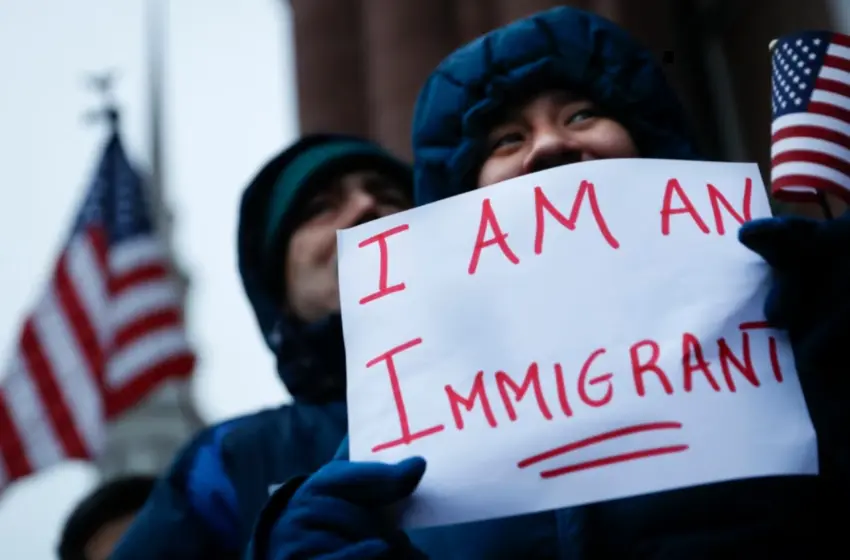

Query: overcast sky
left=0, top=1, right=297, bottom=557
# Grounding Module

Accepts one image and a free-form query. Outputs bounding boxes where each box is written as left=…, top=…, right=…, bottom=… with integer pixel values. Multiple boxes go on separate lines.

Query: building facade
left=283, top=0, right=847, bottom=181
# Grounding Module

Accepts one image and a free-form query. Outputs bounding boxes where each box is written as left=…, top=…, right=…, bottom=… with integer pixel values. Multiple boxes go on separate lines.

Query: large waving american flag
left=771, top=30, right=850, bottom=203
left=0, top=130, right=195, bottom=490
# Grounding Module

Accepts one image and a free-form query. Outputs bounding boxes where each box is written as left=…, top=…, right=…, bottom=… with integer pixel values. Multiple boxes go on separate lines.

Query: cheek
left=596, top=122, right=639, bottom=158
left=289, top=225, right=337, bottom=267
left=282, top=230, right=318, bottom=291
left=477, top=155, right=524, bottom=188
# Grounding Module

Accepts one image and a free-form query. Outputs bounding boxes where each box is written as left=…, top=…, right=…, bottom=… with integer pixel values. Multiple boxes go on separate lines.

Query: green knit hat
left=263, top=138, right=412, bottom=264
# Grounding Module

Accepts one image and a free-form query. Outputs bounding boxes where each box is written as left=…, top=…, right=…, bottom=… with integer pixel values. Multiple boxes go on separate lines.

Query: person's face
left=284, top=169, right=411, bottom=323
left=83, top=513, right=136, bottom=560
left=477, top=90, right=639, bottom=188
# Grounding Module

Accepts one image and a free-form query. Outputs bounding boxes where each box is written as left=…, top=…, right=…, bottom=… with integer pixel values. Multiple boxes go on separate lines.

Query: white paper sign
left=337, top=159, right=818, bottom=529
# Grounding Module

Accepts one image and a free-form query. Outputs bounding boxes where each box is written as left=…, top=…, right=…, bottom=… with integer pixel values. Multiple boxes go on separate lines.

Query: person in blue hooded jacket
left=108, top=133, right=413, bottom=559
left=247, top=8, right=850, bottom=559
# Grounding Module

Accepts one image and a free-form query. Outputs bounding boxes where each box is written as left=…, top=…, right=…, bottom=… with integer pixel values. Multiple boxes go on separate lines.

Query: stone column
left=456, top=0, right=497, bottom=44
left=360, top=0, right=458, bottom=158
left=495, top=0, right=585, bottom=27
left=289, top=0, right=370, bottom=137
left=589, top=0, right=727, bottom=159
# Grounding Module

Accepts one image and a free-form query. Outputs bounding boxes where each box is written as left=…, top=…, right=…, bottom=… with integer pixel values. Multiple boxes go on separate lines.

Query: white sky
left=0, top=0, right=298, bottom=557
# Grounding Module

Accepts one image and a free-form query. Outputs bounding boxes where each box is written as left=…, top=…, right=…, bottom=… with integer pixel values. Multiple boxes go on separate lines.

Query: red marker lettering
left=707, top=178, right=752, bottom=235
left=554, top=363, right=574, bottom=417
left=495, top=363, right=553, bottom=422
left=468, top=198, right=519, bottom=275
left=358, top=224, right=409, bottom=305
left=738, top=321, right=783, bottom=383
left=577, top=348, right=614, bottom=407
left=445, top=371, right=498, bottom=429
left=717, top=333, right=761, bottom=391
left=682, top=333, right=720, bottom=392
left=366, top=338, right=445, bottom=452
left=533, top=182, right=620, bottom=253
left=660, top=178, right=710, bottom=235
left=630, top=339, right=674, bottom=396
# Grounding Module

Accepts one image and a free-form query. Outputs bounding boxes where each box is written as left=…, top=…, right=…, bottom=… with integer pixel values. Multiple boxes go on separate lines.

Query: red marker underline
left=739, top=320, right=770, bottom=330
left=518, top=421, right=684, bottom=469
left=539, top=444, right=690, bottom=478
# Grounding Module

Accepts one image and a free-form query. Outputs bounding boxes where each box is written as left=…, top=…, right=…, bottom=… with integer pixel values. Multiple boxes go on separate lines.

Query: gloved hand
left=738, top=212, right=850, bottom=368
left=267, top=457, right=427, bottom=560
left=739, top=212, right=850, bottom=498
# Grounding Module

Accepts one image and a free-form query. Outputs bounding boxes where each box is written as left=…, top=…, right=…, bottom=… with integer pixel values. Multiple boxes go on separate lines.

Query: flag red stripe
left=111, top=262, right=168, bottom=294
left=0, top=136, right=198, bottom=490
left=810, top=101, right=850, bottom=125
left=824, top=54, right=850, bottom=74
left=772, top=174, right=850, bottom=203
left=815, top=76, right=850, bottom=98
left=104, top=353, right=195, bottom=418
left=0, top=393, right=32, bottom=479
left=771, top=149, right=850, bottom=176
left=55, top=254, right=105, bottom=385
left=832, top=33, right=850, bottom=49
left=88, top=228, right=110, bottom=278
left=114, top=308, right=182, bottom=349
left=20, top=322, right=90, bottom=460
left=772, top=124, right=850, bottom=147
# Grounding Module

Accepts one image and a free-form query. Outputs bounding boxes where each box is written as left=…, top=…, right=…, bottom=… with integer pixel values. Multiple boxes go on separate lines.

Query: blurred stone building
left=283, top=0, right=849, bottom=178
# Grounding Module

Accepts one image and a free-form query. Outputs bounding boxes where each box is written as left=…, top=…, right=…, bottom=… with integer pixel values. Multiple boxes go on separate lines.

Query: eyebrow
left=486, top=90, right=584, bottom=131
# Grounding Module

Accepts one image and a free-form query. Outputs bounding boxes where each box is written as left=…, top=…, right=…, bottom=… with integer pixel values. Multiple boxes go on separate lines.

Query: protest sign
left=337, top=159, right=818, bottom=529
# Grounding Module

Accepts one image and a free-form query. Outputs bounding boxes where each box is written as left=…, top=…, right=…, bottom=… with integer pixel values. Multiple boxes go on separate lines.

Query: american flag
left=771, top=30, right=850, bottom=203
left=0, top=131, right=195, bottom=490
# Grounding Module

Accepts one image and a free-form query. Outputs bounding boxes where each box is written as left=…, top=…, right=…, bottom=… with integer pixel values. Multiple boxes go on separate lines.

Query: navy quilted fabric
left=412, top=6, right=701, bottom=204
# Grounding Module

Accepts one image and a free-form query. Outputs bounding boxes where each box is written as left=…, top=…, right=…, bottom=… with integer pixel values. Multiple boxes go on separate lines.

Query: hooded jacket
left=402, top=7, right=830, bottom=559
left=245, top=9, right=839, bottom=560
left=109, top=135, right=411, bottom=560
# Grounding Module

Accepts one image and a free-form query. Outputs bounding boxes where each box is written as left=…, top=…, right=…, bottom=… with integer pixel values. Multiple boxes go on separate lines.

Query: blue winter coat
left=405, top=6, right=832, bottom=559
left=247, top=7, right=839, bottom=559
left=109, top=138, right=353, bottom=559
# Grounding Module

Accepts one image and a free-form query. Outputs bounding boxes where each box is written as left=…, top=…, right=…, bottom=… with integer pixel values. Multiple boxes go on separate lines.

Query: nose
left=338, top=187, right=380, bottom=228
left=522, top=125, right=581, bottom=176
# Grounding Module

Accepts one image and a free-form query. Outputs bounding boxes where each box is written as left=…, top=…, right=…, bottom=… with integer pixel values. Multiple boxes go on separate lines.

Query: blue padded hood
left=412, top=6, right=702, bottom=204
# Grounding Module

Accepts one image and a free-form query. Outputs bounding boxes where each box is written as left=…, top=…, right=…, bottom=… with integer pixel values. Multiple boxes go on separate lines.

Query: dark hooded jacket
left=109, top=135, right=410, bottom=560
left=245, top=9, right=840, bottom=560
left=402, top=7, right=833, bottom=559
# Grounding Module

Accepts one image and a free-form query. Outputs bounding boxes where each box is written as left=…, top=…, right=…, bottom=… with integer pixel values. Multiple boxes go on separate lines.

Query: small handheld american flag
left=0, top=130, right=195, bottom=490
left=771, top=30, right=850, bottom=205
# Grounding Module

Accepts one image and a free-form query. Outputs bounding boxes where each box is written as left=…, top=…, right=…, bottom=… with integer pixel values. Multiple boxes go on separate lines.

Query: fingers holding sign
left=266, top=458, right=427, bottom=560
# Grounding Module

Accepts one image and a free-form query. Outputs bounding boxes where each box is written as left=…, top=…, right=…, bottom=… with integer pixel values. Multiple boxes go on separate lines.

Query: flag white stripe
left=65, top=236, right=110, bottom=344
left=32, top=289, right=104, bottom=453
left=109, top=237, right=169, bottom=276
left=772, top=112, right=849, bottom=134
left=819, top=66, right=850, bottom=85
left=771, top=136, right=850, bottom=163
left=811, top=89, right=850, bottom=112
left=772, top=161, right=850, bottom=189
left=107, top=327, right=190, bottom=388
left=112, top=279, right=182, bottom=330
left=827, top=43, right=850, bottom=60
left=2, top=355, right=63, bottom=470
left=770, top=185, right=818, bottom=195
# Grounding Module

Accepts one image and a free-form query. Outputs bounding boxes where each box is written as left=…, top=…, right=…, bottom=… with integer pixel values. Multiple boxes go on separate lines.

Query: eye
left=301, top=197, right=334, bottom=218
left=565, top=108, right=599, bottom=126
left=364, top=176, right=411, bottom=208
left=489, top=131, right=525, bottom=152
